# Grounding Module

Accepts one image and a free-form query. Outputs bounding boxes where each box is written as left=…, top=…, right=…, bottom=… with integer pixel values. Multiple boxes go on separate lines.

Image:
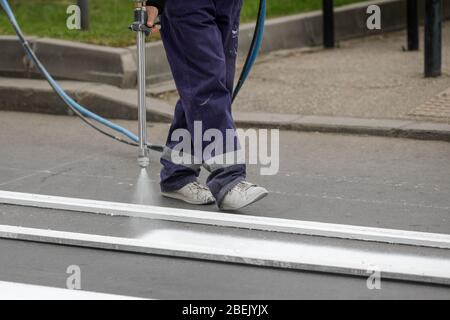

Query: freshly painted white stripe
left=0, top=281, right=145, bottom=300
left=1, top=190, right=450, bottom=249
left=1, top=224, right=450, bottom=286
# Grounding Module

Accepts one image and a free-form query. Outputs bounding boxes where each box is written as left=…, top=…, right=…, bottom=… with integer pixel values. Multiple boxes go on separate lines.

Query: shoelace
left=187, top=182, right=213, bottom=200
left=233, top=181, right=255, bottom=193
left=189, top=182, right=210, bottom=192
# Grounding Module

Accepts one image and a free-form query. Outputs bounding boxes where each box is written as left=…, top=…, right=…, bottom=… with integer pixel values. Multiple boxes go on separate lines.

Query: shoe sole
left=219, top=191, right=269, bottom=211
left=161, top=192, right=216, bottom=205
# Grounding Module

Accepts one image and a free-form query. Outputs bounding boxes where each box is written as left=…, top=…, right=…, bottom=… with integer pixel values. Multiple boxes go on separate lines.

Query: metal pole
left=407, top=0, right=419, bottom=51
left=77, top=0, right=89, bottom=30
left=135, top=2, right=149, bottom=167
left=424, top=0, right=442, bottom=77
left=323, top=0, right=335, bottom=48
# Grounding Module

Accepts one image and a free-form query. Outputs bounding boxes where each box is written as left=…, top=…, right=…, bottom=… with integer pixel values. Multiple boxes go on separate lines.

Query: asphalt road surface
left=0, top=111, right=448, bottom=233
left=0, top=111, right=449, bottom=299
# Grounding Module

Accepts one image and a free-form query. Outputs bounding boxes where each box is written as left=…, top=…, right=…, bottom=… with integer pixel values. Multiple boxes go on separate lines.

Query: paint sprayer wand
left=129, top=0, right=158, bottom=168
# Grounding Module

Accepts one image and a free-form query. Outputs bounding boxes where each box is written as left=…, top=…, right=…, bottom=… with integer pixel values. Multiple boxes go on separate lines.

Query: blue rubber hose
left=232, top=0, right=266, bottom=103
left=0, top=0, right=140, bottom=143
left=1, top=0, right=266, bottom=145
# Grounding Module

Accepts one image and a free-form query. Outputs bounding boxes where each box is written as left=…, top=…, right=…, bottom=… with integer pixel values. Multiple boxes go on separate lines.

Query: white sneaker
left=162, top=182, right=215, bottom=205
left=219, top=181, right=269, bottom=211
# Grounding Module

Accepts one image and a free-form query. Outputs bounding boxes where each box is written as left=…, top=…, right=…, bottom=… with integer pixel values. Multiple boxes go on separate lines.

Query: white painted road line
left=1, top=190, right=450, bottom=249
left=0, top=281, right=145, bottom=300
left=1, top=224, right=450, bottom=285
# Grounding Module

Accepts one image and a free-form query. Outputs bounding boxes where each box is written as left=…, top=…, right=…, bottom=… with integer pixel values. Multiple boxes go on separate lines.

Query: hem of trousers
left=214, top=176, right=246, bottom=207
left=160, top=175, right=198, bottom=193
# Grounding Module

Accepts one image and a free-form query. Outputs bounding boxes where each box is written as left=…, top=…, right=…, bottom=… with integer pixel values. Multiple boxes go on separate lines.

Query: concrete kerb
left=236, top=113, right=450, bottom=142
left=0, top=77, right=172, bottom=122
left=0, top=35, right=38, bottom=78
left=32, top=38, right=137, bottom=88
left=0, top=36, right=137, bottom=89
left=1, top=77, right=449, bottom=142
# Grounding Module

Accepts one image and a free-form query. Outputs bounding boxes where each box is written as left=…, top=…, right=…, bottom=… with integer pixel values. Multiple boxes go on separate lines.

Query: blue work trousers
left=159, top=0, right=246, bottom=204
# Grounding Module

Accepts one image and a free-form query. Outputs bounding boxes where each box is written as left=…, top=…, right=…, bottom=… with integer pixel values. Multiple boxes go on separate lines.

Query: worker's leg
left=205, top=0, right=246, bottom=204
left=160, top=100, right=201, bottom=192
left=159, top=0, right=246, bottom=204
left=215, top=0, right=243, bottom=93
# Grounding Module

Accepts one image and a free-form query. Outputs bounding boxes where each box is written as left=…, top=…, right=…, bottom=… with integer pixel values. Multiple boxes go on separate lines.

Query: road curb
left=0, top=77, right=172, bottom=122
left=1, top=77, right=449, bottom=142
left=235, top=112, right=450, bottom=142
left=0, top=36, right=137, bottom=88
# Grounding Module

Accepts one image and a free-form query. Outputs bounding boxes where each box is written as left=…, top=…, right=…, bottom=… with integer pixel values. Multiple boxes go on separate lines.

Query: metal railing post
left=424, top=0, right=442, bottom=77
left=77, top=0, right=90, bottom=30
left=323, top=0, right=335, bottom=48
left=407, top=0, right=419, bottom=51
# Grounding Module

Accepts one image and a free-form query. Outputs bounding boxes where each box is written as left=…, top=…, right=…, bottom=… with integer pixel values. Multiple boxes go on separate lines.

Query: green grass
left=0, top=0, right=368, bottom=47
left=241, top=0, right=367, bottom=21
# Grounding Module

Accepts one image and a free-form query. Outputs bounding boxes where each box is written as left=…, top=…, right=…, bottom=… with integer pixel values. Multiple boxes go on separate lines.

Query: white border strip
left=0, top=281, right=145, bottom=300
left=1, top=190, right=450, bottom=249
left=1, top=224, right=450, bottom=286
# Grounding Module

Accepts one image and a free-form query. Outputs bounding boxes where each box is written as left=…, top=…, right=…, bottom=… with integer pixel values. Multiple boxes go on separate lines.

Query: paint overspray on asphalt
left=132, top=168, right=158, bottom=206
left=130, top=167, right=202, bottom=243
left=128, top=167, right=168, bottom=238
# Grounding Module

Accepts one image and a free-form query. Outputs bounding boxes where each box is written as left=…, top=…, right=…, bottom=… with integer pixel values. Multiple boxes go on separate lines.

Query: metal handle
left=131, top=5, right=150, bottom=168
left=130, top=2, right=163, bottom=167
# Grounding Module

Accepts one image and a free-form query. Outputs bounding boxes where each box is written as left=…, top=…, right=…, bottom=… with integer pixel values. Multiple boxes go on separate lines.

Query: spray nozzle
left=138, top=148, right=150, bottom=168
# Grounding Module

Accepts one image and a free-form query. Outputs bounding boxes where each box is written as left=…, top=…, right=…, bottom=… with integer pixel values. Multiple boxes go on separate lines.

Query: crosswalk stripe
left=1, top=190, right=450, bottom=249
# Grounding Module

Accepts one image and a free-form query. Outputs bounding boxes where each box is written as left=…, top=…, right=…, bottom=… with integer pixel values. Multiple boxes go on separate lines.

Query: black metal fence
left=77, top=0, right=89, bottom=30
left=75, top=0, right=444, bottom=77
left=424, top=0, right=442, bottom=77
left=407, top=0, right=419, bottom=51
left=323, top=0, right=335, bottom=49
left=322, top=0, right=444, bottom=77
